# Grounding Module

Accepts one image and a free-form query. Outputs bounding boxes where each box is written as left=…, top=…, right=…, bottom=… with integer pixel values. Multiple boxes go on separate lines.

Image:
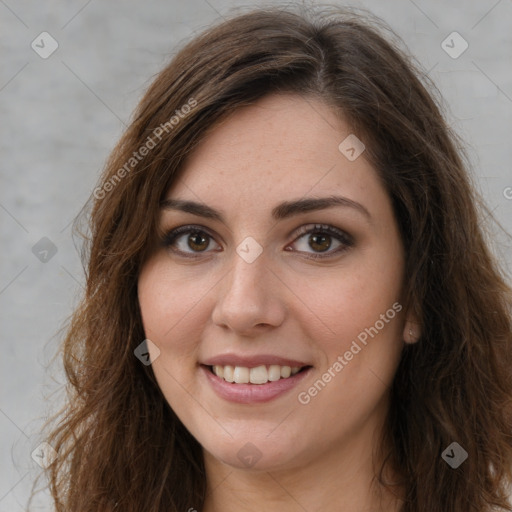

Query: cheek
left=137, top=259, right=209, bottom=415
left=137, top=258, right=211, bottom=364
left=288, top=254, right=404, bottom=353
left=292, top=287, right=403, bottom=434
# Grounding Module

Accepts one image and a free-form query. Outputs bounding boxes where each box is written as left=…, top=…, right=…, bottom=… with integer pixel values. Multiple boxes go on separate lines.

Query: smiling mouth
left=206, top=364, right=311, bottom=385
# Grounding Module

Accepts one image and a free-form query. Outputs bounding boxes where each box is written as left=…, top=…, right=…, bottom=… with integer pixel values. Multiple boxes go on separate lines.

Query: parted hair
left=38, top=5, right=512, bottom=511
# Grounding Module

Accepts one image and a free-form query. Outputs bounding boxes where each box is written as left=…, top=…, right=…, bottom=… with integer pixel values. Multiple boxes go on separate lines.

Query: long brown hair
left=39, top=5, right=512, bottom=511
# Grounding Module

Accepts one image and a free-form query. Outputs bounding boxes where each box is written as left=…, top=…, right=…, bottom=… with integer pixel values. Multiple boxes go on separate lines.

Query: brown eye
left=290, top=224, right=354, bottom=259
left=308, top=233, right=332, bottom=252
left=188, top=232, right=209, bottom=251
left=162, top=225, right=221, bottom=257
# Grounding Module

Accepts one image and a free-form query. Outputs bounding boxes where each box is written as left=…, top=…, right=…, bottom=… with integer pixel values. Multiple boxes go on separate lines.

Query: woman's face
left=138, top=93, right=412, bottom=473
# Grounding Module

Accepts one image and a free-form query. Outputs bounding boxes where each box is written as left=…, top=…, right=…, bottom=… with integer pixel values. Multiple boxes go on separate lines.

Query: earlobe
left=403, top=321, right=421, bottom=344
left=399, top=301, right=422, bottom=344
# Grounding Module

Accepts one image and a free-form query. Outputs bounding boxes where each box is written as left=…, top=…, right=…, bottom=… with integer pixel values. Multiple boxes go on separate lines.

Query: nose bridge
left=212, top=244, right=285, bottom=332
left=224, top=245, right=269, bottom=306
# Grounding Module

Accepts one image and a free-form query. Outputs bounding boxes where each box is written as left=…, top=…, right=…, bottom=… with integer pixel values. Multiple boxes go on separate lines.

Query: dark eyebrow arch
left=160, top=195, right=372, bottom=223
left=271, top=196, right=371, bottom=222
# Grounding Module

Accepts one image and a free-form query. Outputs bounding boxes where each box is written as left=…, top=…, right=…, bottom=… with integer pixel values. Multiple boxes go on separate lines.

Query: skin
left=137, top=93, right=419, bottom=512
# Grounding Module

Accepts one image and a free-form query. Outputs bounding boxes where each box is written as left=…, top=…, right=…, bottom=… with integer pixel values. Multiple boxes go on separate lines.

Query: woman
left=42, top=5, right=512, bottom=511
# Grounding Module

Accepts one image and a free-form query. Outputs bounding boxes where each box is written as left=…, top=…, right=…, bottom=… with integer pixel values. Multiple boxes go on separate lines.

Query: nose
left=211, top=247, right=286, bottom=335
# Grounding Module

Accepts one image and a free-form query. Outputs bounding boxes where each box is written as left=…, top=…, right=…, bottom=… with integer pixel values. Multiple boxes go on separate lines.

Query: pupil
left=310, top=234, right=331, bottom=252
left=189, top=233, right=208, bottom=251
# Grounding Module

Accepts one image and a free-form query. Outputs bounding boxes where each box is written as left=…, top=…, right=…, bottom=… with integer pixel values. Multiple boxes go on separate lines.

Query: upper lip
left=202, top=354, right=311, bottom=368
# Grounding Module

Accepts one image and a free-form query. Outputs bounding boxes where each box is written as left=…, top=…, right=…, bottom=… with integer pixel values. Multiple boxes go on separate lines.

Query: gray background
left=1, top=0, right=511, bottom=510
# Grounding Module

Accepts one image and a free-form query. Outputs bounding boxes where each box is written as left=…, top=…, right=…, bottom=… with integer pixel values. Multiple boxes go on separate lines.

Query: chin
left=201, top=432, right=306, bottom=472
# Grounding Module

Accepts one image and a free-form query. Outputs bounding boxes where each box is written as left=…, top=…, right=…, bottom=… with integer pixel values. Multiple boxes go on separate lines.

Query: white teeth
left=233, top=366, right=249, bottom=384
left=223, top=365, right=234, bottom=382
left=211, top=364, right=306, bottom=384
left=268, top=365, right=281, bottom=381
left=249, top=365, right=268, bottom=384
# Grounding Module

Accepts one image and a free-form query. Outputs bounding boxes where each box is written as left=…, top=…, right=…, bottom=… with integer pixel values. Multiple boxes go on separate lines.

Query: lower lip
left=201, top=365, right=312, bottom=404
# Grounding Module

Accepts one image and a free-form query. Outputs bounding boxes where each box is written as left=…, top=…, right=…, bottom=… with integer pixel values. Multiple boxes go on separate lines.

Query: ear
left=402, top=308, right=421, bottom=344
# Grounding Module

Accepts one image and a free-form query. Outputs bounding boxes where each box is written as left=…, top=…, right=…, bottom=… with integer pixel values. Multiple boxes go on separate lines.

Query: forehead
left=164, top=94, right=387, bottom=221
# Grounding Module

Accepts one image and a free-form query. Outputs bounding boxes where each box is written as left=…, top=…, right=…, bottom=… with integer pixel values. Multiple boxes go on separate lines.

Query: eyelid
left=287, top=223, right=354, bottom=259
left=161, top=223, right=354, bottom=258
left=160, top=224, right=220, bottom=252
left=290, top=223, right=353, bottom=245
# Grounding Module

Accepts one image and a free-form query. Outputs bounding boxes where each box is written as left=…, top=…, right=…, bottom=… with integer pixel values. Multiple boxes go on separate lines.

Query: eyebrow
left=160, top=195, right=372, bottom=223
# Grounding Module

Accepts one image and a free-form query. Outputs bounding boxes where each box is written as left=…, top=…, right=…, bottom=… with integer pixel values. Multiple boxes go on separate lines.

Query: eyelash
left=160, top=223, right=354, bottom=260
